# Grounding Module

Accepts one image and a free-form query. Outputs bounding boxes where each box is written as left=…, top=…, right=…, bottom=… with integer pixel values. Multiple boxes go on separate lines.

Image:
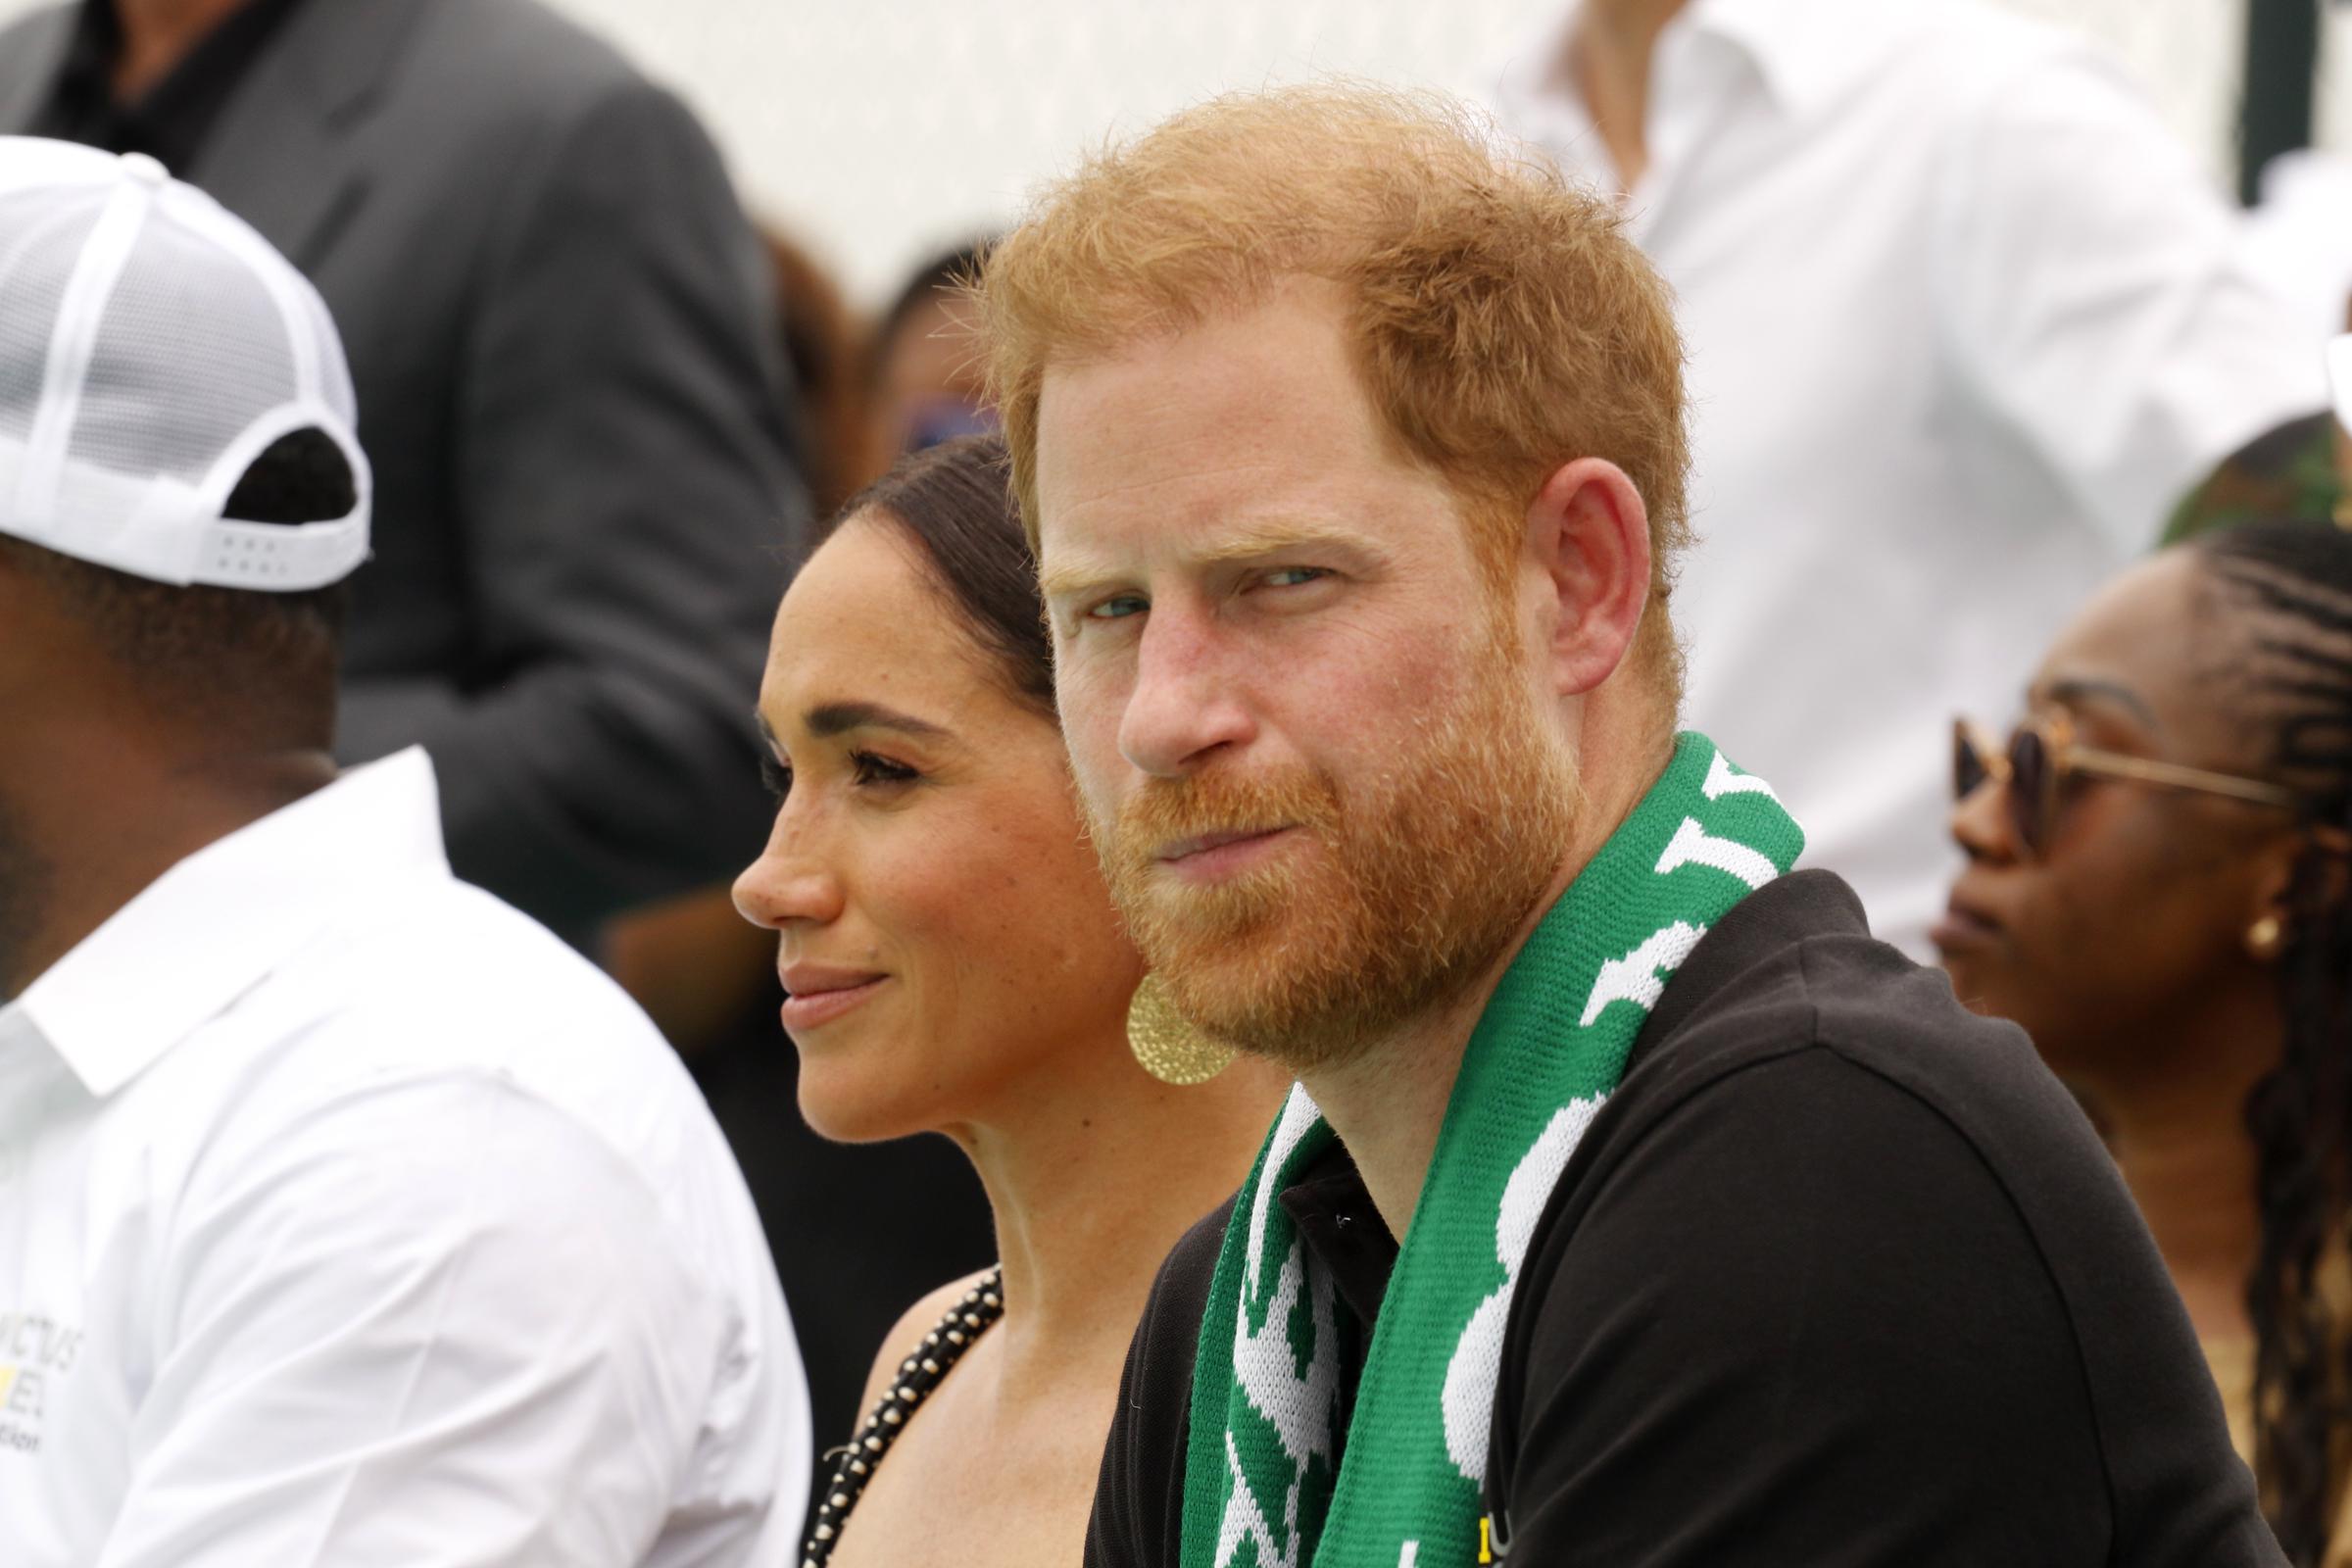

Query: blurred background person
left=0, top=0, right=812, bottom=949
left=0, top=137, right=807, bottom=1568
left=860, top=237, right=999, bottom=481
left=1939, top=519, right=2352, bottom=1566
left=733, top=435, right=1289, bottom=1568
left=770, top=227, right=880, bottom=521
left=1494, top=0, right=2332, bottom=954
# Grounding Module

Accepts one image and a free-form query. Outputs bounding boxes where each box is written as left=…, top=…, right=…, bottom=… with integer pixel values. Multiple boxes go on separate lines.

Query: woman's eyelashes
left=849, top=750, right=920, bottom=788
left=760, top=749, right=915, bottom=801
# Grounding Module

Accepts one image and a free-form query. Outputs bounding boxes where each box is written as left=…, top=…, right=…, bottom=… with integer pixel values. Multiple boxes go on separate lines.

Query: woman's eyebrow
left=803, top=701, right=953, bottom=741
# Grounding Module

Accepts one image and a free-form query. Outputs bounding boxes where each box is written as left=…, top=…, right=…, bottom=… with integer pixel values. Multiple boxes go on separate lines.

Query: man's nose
left=1116, top=607, right=1258, bottom=778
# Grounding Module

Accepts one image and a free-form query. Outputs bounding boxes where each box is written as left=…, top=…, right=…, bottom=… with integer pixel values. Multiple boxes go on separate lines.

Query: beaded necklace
left=802, top=1266, right=1006, bottom=1566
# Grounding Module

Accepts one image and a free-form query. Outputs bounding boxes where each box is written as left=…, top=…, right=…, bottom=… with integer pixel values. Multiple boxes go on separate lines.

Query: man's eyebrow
left=1191, top=519, right=1370, bottom=564
left=2042, top=676, right=2160, bottom=730
left=803, top=701, right=954, bottom=741
left=1038, top=560, right=1113, bottom=603
left=1039, top=521, right=1378, bottom=601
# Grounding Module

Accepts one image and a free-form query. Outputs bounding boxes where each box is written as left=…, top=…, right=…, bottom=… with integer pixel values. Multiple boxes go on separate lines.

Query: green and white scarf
left=1178, top=733, right=1803, bottom=1568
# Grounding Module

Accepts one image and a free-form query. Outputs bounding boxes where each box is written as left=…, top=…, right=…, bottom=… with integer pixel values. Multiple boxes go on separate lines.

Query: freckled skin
left=1029, top=277, right=1660, bottom=1237
left=733, top=519, right=1144, bottom=1142
left=1034, top=285, right=1499, bottom=847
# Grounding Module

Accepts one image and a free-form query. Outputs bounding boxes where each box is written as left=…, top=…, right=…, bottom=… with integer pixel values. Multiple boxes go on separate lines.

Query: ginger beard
left=1091, top=605, right=1580, bottom=1073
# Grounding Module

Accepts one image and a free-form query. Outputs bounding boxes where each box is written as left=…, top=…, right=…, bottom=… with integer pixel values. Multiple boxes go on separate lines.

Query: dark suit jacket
left=0, top=0, right=808, bottom=943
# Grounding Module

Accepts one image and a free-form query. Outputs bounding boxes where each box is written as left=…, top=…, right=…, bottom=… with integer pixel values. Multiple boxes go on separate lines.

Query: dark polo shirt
left=1088, top=870, right=2280, bottom=1567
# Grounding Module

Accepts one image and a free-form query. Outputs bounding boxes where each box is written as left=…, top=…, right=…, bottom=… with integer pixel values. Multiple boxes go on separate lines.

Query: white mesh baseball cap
left=0, top=136, right=369, bottom=591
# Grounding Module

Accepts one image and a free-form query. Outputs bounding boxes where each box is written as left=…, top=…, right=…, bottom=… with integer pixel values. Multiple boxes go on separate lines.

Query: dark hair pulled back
left=824, top=433, right=1052, bottom=717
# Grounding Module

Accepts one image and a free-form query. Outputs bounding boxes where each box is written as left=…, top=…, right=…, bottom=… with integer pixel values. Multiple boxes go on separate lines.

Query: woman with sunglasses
left=1938, top=519, right=2352, bottom=1566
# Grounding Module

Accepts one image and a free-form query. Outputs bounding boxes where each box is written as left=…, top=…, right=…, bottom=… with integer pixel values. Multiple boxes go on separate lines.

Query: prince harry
left=978, top=86, right=2279, bottom=1567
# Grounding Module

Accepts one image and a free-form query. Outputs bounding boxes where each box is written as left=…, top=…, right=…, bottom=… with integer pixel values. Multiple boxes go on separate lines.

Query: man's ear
left=1524, top=457, right=1651, bottom=697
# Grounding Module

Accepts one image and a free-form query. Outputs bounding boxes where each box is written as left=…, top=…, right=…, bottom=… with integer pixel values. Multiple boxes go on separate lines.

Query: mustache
left=1106, top=764, right=1343, bottom=867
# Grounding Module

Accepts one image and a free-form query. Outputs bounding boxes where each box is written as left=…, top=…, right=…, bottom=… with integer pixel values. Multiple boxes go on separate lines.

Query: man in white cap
left=0, top=138, right=809, bottom=1567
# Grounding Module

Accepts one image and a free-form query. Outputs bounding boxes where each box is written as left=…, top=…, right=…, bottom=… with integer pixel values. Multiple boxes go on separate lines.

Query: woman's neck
left=944, top=1034, right=1288, bottom=1397
left=2097, top=988, right=2281, bottom=1343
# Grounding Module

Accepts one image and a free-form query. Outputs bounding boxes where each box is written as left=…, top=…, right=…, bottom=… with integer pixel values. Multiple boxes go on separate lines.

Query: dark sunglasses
left=1953, top=714, right=2298, bottom=860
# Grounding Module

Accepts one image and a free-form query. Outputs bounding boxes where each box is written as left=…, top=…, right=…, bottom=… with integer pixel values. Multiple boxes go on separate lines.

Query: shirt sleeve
left=331, top=75, right=808, bottom=943
left=1934, top=45, right=2328, bottom=555
left=1496, top=1048, right=2180, bottom=1566
left=94, top=1071, right=734, bottom=1568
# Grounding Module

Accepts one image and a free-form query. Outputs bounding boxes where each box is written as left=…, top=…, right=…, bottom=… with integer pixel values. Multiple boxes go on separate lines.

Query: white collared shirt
left=0, top=751, right=808, bottom=1568
left=1497, top=0, right=2328, bottom=952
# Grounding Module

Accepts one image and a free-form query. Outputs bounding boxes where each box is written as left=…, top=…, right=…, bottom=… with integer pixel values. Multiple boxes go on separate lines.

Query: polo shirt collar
left=0, top=747, right=447, bottom=1098
left=1280, top=871, right=1872, bottom=1325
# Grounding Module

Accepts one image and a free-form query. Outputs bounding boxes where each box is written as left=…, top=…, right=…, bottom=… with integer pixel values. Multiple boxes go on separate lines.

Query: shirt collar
left=1278, top=871, right=1870, bottom=1328
left=1496, top=0, right=1896, bottom=142
left=0, top=748, right=449, bottom=1098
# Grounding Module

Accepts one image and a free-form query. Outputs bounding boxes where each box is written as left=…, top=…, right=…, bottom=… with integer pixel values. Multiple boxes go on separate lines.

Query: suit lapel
left=192, top=0, right=433, bottom=270
left=0, top=7, right=75, bottom=134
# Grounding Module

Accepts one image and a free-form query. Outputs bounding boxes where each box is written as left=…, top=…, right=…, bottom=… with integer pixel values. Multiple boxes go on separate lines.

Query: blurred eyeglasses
left=1952, top=713, right=2297, bottom=859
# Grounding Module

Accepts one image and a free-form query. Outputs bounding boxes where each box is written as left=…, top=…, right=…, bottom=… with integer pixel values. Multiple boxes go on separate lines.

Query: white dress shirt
left=1497, top=0, right=2328, bottom=951
left=0, top=751, right=808, bottom=1568
left=2245, top=150, right=2352, bottom=345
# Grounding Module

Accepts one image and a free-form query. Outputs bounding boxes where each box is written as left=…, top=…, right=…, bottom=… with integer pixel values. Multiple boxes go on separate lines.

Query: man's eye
left=1086, top=594, right=1149, bottom=621
left=851, top=751, right=919, bottom=787
left=760, top=756, right=792, bottom=800
left=1263, top=566, right=1330, bottom=589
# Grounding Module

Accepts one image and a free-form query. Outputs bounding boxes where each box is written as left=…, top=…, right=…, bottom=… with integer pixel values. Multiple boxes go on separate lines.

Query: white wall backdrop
left=542, top=0, right=2262, bottom=305
left=0, top=0, right=2326, bottom=306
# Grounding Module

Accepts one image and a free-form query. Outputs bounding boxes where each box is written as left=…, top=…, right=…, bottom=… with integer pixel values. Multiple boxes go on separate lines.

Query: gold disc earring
left=2248, top=913, right=2286, bottom=960
left=1126, top=971, right=1236, bottom=1086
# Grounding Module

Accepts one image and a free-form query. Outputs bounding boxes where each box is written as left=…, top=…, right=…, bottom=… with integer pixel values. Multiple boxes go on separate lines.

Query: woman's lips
left=778, top=973, right=888, bottom=1033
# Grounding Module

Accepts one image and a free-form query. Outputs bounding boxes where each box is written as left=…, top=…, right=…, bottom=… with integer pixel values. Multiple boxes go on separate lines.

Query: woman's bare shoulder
left=853, top=1266, right=1000, bottom=1422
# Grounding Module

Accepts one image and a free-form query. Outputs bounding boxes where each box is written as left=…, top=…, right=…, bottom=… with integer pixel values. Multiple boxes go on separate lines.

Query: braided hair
left=2194, top=520, right=2352, bottom=1564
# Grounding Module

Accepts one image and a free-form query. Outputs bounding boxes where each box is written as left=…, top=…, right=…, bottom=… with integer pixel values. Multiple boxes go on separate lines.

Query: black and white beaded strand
left=802, top=1267, right=1006, bottom=1567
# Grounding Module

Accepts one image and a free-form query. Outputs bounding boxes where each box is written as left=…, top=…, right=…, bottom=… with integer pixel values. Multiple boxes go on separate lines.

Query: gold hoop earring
left=2247, top=913, right=2285, bottom=960
left=1127, top=971, right=1236, bottom=1085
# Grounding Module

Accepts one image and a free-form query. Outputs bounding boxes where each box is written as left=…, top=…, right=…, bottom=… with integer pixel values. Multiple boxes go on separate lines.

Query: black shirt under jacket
left=1086, top=869, right=2280, bottom=1568
left=29, top=0, right=309, bottom=173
